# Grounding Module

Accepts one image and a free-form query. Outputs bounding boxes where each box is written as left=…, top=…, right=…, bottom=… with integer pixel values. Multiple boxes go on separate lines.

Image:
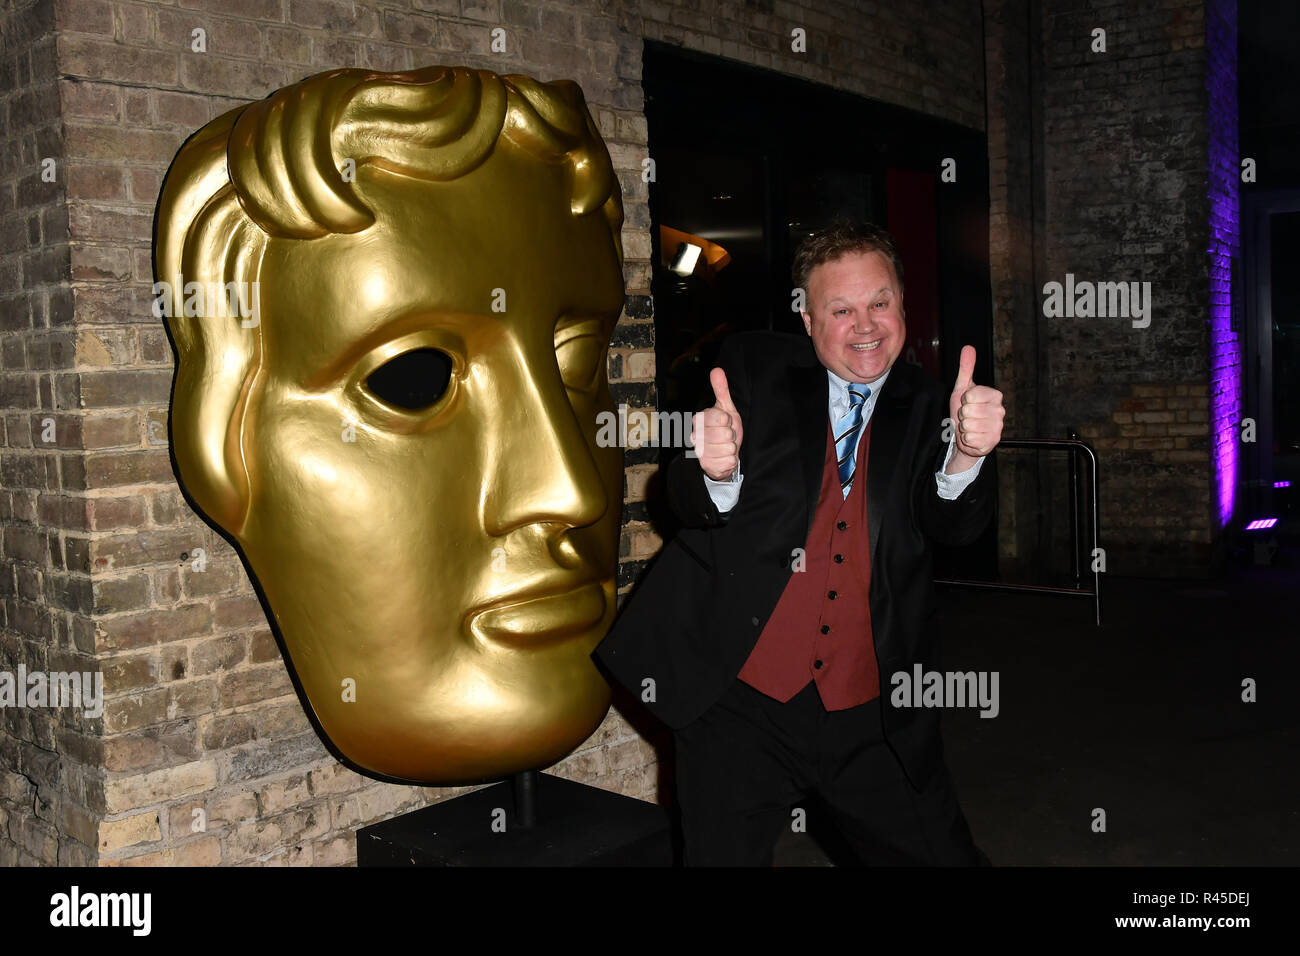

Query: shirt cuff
left=703, top=468, right=744, bottom=514
left=934, top=439, right=984, bottom=500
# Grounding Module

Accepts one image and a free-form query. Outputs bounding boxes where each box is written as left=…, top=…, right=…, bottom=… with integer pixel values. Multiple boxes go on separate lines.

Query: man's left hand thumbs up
left=948, top=345, right=1005, bottom=467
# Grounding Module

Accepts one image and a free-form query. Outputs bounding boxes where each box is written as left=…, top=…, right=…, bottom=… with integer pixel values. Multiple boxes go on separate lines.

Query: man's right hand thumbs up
left=694, top=367, right=744, bottom=481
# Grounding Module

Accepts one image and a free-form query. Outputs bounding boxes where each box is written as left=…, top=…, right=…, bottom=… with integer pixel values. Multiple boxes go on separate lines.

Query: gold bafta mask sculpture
left=154, top=67, right=625, bottom=783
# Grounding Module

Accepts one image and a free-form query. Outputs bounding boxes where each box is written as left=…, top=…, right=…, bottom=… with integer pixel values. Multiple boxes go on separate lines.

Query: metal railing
left=935, top=432, right=1102, bottom=626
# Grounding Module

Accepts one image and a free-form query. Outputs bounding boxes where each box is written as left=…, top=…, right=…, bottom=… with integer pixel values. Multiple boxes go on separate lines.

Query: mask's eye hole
left=365, top=348, right=452, bottom=411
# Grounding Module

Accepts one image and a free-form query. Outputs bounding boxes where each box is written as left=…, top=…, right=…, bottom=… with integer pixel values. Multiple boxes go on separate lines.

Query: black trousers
left=673, top=677, right=989, bottom=866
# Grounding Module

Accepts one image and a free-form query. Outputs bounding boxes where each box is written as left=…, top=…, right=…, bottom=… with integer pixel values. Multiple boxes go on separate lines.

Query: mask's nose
left=480, top=348, right=607, bottom=538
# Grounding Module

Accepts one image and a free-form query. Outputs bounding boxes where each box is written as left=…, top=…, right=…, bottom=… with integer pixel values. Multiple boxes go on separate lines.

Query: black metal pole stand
left=512, top=769, right=538, bottom=829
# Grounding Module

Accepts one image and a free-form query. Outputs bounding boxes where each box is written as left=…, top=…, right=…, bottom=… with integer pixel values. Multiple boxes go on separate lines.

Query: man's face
left=801, top=250, right=906, bottom=383
left=240, top=144, right=624, bottom=783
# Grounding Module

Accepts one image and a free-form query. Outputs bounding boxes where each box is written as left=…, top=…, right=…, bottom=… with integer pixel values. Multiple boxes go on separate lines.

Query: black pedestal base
left=356, top=772, right=673, bottom=866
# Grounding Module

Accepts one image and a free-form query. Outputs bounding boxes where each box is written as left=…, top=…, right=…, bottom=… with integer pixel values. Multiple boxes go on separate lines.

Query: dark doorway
left=1239, top=0, right=1300, bottom=536
left=1241, top=193, right=1300, bottom=530
left=1272, top=212, right=1300, bottom=457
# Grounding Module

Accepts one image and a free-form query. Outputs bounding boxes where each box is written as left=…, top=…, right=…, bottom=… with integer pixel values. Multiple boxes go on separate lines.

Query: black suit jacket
left=594, top=331, right=996, bottom=789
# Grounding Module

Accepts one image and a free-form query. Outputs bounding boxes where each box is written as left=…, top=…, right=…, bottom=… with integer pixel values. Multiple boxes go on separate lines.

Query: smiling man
left=596, top=220, right=1005, bottom=865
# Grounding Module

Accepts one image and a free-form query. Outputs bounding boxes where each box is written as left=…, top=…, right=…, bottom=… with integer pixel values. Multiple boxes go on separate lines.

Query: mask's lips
left=470, top=580, right=606, bottom=647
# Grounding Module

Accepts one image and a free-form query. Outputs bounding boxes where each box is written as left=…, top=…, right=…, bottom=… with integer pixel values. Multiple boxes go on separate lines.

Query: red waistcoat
left=736, top=416, right=879, bottom=710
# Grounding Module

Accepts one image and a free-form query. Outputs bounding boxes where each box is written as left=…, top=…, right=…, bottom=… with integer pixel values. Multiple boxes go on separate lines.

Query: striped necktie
left=835, top=383, right=871, bottom=498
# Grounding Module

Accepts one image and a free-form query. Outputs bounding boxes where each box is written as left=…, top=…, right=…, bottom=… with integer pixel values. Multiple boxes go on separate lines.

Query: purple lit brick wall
left=1206, top=0, right=1241, bottom=528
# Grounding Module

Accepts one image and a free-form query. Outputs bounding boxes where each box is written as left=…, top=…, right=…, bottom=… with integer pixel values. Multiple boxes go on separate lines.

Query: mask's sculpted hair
left=227, top=67, right=621, bottom=239
left=154, top=66, right=623, bottom=533
left=157, top=65, right=623, bottom=306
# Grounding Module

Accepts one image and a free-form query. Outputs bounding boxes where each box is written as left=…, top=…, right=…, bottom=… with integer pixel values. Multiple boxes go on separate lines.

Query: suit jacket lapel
left=867, top=366, right=914, bottom=564
left=788, top=362, right=829, bottom=544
